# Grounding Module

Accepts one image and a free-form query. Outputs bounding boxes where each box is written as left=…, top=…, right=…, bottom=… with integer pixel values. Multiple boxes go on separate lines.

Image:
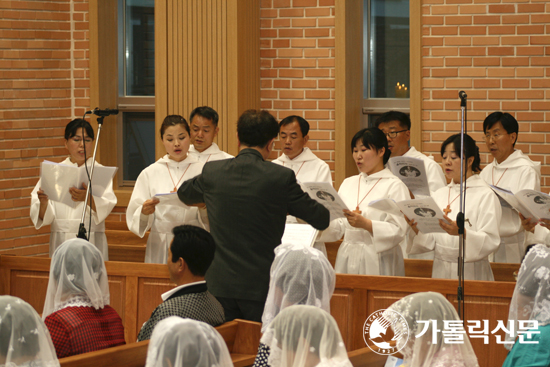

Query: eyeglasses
left=485, top=133, right=506, bottom=141
left=384, top=129, right=408, bottom=138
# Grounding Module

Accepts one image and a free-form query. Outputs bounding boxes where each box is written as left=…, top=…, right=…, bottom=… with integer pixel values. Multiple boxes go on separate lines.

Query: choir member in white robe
left=188, top=106, right=233, bottom=163
left=376, top=111, right=446, bottom=261
left=406, top=134, right=502, bottom=281
left=30, top=119, right=116, bottom=259
left=321, top=128, right=410, bottom=276
left=479, top=112, right=541, bottom=263
left=127, top=115, right=205, bottom=264
left=272, top=115, right=332, bottom=255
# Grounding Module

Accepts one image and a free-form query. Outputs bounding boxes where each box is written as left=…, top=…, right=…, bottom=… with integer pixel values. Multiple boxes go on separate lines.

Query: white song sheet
left=490, top=185, right=550, bottom=223
left=40, top=160, right=117, bottom=208
left=153, top=192, right=190, bottom=209
left=368, top=196, right=447, bottom=234
left=281, top=223, right=319, bottom=247
left=388, top=156, right=430, bottom=197
left=301, top=182, right=349, bottom=221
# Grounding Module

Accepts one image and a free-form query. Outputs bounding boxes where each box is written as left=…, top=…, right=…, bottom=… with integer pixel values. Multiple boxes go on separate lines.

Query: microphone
left=86, top=108, right=119, bottom=117
left=459, top=91, right=467, bottom=100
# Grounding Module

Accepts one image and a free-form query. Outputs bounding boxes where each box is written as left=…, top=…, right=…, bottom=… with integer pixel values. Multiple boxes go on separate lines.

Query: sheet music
left=396, top=197, right=447, bottom=234
left=40, top=160, right=117, bottom=208
left=489, top=185, right=540, bottom=222
left=281, top=223, right=319, bottom=247
left=154, top=192, right=190, bottom=209
left=388, top=156, right=430, bottom=197
left=301, top=182, right=349, bottom=221
left=516, top=189, right=550, bottom=221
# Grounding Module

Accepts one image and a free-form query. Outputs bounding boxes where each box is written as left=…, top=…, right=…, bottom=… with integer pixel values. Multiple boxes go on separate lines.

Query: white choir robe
left=126, top=154, right=205, bottom=264
left=273, top=147, right=332, bottom=256
left=480, top=150, right=541, bottom=263
left=188, top=143, right=233, bottom=163
left=407, top=174, right=502, bottom=281
left=400, top=146, right=447, bottom=260
left=30, top=157, right=117, bottom=259
left=321, top=168, right=410, bottom=276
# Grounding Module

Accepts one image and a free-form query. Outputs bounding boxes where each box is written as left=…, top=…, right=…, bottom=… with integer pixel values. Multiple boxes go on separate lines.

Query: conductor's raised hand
left=519, top=213, right=537, bottom=233
left=141, top=198, right=160, bottom=215
left=439, top=214, right=459, bottom=236
left=404, top=215, right=419, bottom=235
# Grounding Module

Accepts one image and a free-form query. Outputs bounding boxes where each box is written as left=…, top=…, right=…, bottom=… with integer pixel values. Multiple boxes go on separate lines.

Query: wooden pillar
left=155, top=0, right=260, bottom=159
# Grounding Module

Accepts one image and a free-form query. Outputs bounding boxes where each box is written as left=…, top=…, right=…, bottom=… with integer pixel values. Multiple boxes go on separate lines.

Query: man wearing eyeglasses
left=375, top=111, right=446, bottom=196
left=480, top=112, right=541, bottom=263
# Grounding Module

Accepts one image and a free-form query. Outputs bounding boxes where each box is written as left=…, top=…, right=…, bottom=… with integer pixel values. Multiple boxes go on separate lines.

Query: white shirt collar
left=189, top=143, right=222, bottom=155
left=158, top=154, right=199, bottom=165
left=161, top=280, right=206, bottom=301
left=359, top=167, right=396, bottom=181
left=277, top=147, right=318, bottom=163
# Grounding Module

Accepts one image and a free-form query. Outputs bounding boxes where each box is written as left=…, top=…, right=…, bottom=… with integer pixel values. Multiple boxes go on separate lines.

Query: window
left=117, top=0, right=155, bottom=185
left=362, top=0, right=410, bottom=127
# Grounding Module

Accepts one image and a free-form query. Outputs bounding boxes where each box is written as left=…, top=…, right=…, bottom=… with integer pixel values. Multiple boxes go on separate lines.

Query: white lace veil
left=144, top=316, right=233, bottom=367
left=384, top=292, right=479, bottom=367
left=261, top=243, right=335, bottom=332
left=42, top=238, right=110, bottom=319
left=0, top=296, right=59, bottom=367
left=505, top=244, right=550, bottom=348
left=260, top=305, right=352, bottom=367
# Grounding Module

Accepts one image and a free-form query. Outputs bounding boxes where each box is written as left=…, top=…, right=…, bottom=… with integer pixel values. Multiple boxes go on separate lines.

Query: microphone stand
left=77, top=115, right=105, bottom=240
left=457, top=92, right=467, bottom=320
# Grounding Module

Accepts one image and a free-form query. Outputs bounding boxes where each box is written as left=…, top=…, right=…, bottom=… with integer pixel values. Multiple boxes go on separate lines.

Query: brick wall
left=0, top=0, right=90, bottom=255
left=260, top=0, right=336, bottom=173
left=421, top=0, right=550, bottom=190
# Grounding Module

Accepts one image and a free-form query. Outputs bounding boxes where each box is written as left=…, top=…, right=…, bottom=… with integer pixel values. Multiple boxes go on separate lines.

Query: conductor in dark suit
left=178, top=109, right=330, bottom=322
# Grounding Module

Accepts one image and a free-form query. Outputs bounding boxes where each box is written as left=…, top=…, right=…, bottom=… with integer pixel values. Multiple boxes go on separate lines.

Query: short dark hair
left=351, top=128, right=391, bottom=165
left=160, top=115, right=190, bottom=138
left=189, top=106, right=219, bottom=127
left=237, top=109, right=279, bottom=148
left=279, top=115, right=309, bottom=137
left=440, top=133, right=481, bottom=173
left=65, top=118, right=94, bottom=140
left=482, top=111, right=518, bottom=146
left=375, top=111, right=411, bottom=130
left=170, top=225, right=216, bottom=277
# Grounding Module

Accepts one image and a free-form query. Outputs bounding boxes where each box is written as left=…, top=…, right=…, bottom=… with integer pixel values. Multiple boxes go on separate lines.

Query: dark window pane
left=123, top=112, right=155, bottom=181
left=364, top=0, right=409, bottom=99
left=125, top=0, right=155, bottom=96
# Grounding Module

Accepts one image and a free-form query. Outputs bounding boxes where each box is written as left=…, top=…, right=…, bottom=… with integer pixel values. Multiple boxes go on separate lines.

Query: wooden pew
left=0, top=255, right=514, bottom=367
left=58, top=319, right=261, bottom=367
left=331, top=274, right=515, bottom=367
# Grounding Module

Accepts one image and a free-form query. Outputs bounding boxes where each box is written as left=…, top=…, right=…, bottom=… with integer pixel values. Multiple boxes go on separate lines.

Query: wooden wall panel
left=107, top=276, right=126, bottom=324
left=155, top=0, right=260, bottom=159
left=136, top=277, right=174, bottom=338
left=10, top=270, right=49, bottom=315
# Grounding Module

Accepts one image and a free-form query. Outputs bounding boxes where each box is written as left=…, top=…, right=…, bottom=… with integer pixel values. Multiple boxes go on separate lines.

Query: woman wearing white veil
left=145, top=316, right=232, bottom=367
left=502, top=244, right=550, bottom=366
left=0, top=296, right=59, bottom=367
left=42, top=238, right=125, bottom=358
left=260, top=305, right=351, bottom=367
left=253, top=243, right=335, bottom=367
left=384, top=292, right=479, bottom=367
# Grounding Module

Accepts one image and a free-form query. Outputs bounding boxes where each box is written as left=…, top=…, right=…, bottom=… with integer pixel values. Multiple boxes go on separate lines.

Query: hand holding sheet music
left=40, top=160, right=117, bottom=208
left=490, top=186, right=550, bottom=223
left=388, top=156, right=430, bottom=197
left=301, top=182, right=349, bottom=221
left=368, top=196, right=448, bottom=234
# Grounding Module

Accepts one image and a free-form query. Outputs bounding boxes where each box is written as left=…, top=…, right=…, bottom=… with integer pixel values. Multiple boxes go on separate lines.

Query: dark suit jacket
left=178, top=148, right=330, bottom=302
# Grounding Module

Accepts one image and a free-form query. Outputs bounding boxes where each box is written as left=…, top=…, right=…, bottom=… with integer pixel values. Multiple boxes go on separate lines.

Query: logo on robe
left=363, top=309, right=409, bottom=355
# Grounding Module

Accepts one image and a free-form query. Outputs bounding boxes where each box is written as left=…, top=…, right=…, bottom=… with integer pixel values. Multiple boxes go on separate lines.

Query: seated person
left=145, top=316, right=232, bottom=367
left=0, top=295, right=59, bottom=367
left=43, top=238, right=125, bottom=358
left=502, top=244, right=550, bottom=367
left=384, top=292, right=479, bottom=367
left=253, top=243, right=335, bottom=367
left=260, top=305, right=351, bottom=367
left=137, top=225, right=225, bottom=341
